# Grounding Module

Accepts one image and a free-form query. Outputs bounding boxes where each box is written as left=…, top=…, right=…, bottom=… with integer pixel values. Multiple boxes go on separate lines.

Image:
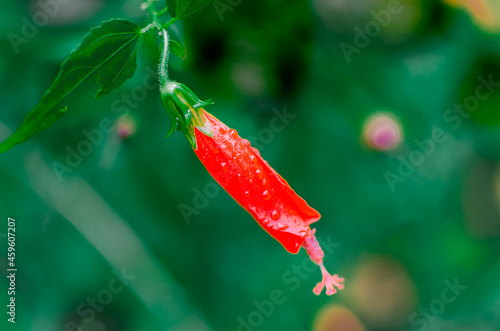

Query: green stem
left=159, top=28, right=170, bottom=86
left=143, top=0, right=161, bottom=28
left=140, top=2, right=178, bottom=33
left=157, top=7, right=169, bottom=17
left=162, top=17, right=179, bottom=29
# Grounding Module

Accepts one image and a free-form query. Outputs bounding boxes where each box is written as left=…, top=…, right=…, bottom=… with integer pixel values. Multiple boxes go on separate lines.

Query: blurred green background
left=1, top=0, right=500, bottom=330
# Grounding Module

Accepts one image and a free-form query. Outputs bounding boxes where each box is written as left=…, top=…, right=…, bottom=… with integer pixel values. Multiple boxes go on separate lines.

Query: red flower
left=162, top=82, right=344, bottom=295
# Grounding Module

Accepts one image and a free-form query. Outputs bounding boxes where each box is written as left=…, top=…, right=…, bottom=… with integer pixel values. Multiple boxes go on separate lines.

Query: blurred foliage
left=1, top=0, right=500, bottom=330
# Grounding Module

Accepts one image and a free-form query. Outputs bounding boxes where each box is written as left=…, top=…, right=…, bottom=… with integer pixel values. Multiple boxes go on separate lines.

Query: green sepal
left=160, top=81, right=213, bottom=149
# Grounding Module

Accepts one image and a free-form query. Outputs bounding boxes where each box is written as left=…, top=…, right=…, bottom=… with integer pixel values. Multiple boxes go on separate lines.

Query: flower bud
left=362, top=112, right=403, bottom=151
left=116, top=114, right=137, bottom=140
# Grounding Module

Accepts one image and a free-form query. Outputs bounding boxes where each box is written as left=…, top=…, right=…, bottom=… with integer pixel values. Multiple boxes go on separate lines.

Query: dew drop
left=262, top=219, right=270, bottom=225
left=244, top=191, right=250, bottom=197
left=256, top=170, right=264, bottom=179
left=276, top=223, right=289, bottom=230
left=219, top=128, right=225, bottom=135
left=271, top=210, right=280, bottom=220
left=229, top=129, right=238, bottom=138
left=242, top=139, right=251, bottom=146
left=249, top=155, right=256, bottom=163
left=263, top=190, right=271, bottom=200
left=221, top=162, right=229, bottom=172
left=252, top=147, right=260, bottom=157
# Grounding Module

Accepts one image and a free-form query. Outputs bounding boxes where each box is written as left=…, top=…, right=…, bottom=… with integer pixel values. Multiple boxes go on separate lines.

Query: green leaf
left=0, top=19, right=143, bottom=154
left=166, top=0, right=214, bottom=20
left=170, top=40, right=186, bottom=58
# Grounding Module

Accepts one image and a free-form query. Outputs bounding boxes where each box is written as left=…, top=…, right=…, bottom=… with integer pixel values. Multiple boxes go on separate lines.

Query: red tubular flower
left=162, top=82, right=344, bottom=295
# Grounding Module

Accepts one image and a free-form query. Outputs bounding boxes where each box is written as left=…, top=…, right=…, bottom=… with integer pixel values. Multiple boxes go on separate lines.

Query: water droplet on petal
left=252, top=147, right=260, bottom=157
left=263, top=190, right=271, bottom=200
left=229, top=129, right=238, bottom=138
left=244, top=191, right=250, bottom=197
left=276, top=223, right=288, bottom=230
left=256, top=170, right=264, bottom=179
left=262, top=219, right=270, bottom=225
left=219, top=128, right=225, bottom=135
left=271, top=210, right=280, bottom=220
left=221, top=162, right=229, bottom=172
